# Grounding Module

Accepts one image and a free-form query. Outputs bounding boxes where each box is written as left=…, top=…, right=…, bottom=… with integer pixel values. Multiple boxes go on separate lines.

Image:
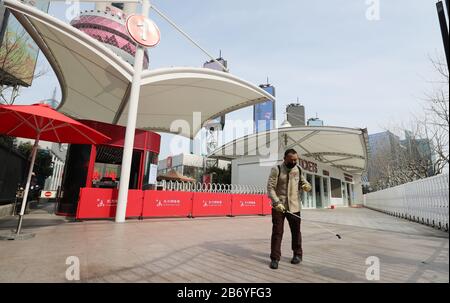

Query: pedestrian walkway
left=0, top=205, right=447, bottom=282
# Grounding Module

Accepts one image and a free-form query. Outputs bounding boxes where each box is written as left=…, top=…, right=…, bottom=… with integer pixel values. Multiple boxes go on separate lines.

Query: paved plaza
left=0, top=203, right=448, bottom=283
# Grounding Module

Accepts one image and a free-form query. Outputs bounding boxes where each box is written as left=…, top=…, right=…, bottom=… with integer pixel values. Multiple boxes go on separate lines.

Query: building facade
left=43, top=143, right=67, bottom=191
left=231, top=154, right=361, bottom=209
left=158, top=153, right=230, bottom=182
left=209, top=126, right=369, bottom=209
left=307, top=117, right=324, bottom=126
left=286, top=103, right=305, bottom=127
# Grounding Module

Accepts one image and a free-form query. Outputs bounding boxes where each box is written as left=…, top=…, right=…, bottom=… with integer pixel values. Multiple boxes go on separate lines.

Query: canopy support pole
left=16, top=135, right=39, bottom=235
left=115, top=0, right=150, bottom=223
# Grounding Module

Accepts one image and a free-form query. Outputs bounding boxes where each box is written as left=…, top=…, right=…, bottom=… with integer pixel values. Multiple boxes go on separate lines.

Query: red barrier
left=231, top=194, right=263, bottom=216
left=262, top=195, right=273, bottom=215
left=192, top=192, right=232, bottom=217
left=126, top=190, right=144, bottom=217
left=76, top=188, right=143, bottom=219
left=142, top=190, right=193, bottom=217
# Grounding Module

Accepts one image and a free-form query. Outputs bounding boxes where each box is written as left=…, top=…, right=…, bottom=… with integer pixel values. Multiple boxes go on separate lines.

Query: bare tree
left=422, top=55, right=449, bottom=173
left=368, top=56, right=448, bottom=191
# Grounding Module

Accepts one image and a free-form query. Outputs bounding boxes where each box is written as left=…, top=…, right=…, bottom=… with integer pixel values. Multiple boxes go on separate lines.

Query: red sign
left=126, top=15, right=160, bottom=47
left=76, top=188, right=143, bottom=219
left=40, top=190, right=56, bottom=199
left=231, top=194, right=263, bottom=216
left=262, top=195, right=272, bottom=215
left=142, top=190, right=193, bottom=217
left=192, top=192, right=231, bottom=217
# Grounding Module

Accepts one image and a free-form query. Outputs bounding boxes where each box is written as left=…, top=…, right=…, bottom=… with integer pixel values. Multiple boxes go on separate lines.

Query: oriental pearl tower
left=70, top=2, right=149, bottom=68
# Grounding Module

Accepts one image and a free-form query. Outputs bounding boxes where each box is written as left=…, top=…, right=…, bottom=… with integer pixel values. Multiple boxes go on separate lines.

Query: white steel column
left=320, top=176, right=325, bottom=208
left=311, top=175, right=316, bottom=209
left=115, top=0, right=150, bottom=223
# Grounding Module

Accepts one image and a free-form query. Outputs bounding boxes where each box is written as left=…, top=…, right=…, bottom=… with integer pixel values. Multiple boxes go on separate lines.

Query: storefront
left=56, top=120, right=160, bottom=216
left=209, top=126, right=369, bottom=209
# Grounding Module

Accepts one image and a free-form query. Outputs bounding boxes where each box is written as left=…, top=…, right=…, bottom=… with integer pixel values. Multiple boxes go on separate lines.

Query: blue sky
left=13, top=0, right=447, bottom=159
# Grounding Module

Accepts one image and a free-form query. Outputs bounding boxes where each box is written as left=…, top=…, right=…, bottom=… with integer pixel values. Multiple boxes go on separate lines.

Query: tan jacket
left=267, top=163, right=311, bottom=213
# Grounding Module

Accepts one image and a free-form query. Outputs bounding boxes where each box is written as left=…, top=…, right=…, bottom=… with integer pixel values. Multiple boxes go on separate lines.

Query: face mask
left=286, top=162, right=296, bottom=169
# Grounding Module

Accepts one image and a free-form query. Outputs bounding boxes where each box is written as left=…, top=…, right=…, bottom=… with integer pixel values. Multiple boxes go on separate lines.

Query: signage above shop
left=299, top=159, right=318, bottom=174
left=344, top=173, right=353, bottom=182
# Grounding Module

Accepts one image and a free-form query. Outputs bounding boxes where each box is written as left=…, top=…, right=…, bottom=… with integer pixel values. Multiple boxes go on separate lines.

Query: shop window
left=143, top=151, right=159, bottom=189
left=92, top=145, right=141, bottom=189
left=330, top=178, right=342, bottom=198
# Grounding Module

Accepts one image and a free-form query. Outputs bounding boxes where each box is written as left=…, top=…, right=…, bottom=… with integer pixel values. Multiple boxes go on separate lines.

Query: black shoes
left=270, top=256, right=302, bottom=269
left=269, top=259, right=279, bottom=269
left=291, top=255, right=302, bottom=264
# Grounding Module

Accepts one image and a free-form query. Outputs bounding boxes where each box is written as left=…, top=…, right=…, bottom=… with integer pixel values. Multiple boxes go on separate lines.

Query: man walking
left=267, top=149, right=311, bottom=269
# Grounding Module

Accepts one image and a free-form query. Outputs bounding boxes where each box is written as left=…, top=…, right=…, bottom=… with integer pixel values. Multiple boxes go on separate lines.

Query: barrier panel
left=192, top=192, right=232, bottom=217
left=126, top=190, right=144, bottom=218
left=262, top=195, right=272, bottom=215
left=76, top=188, right=143, bottom=219
left=142, top=190, right=193, bottom=217
left=364, top=173, right=449, bottom=231
left=231, top=194, right=263, bottom=216
left=75, top=185, right=269, bottom=220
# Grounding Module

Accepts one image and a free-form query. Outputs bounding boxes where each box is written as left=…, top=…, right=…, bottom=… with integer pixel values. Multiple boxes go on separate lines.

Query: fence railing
left=156, top=181, right=267, bottom=194
left=363, top=173, right=449, bottom=231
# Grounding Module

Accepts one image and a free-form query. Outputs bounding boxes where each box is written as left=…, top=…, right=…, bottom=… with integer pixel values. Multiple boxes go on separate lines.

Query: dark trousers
left=270, top=208, right=302, bottom=261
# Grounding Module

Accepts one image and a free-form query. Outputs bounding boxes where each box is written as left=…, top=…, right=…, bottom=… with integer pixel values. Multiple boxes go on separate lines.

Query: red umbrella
left=0, top=103, right=110, bottom=238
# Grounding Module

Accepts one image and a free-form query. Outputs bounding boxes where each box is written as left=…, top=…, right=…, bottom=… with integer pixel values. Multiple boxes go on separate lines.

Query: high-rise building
left=366, top=131, right=405, bottom=188
left=286, top=103, right=305, bottom=126
left=70, top=2, right=149, bottom=68
left=254, top=84, right=275, bottom=133
left=307, top=117, right=324, bottom=126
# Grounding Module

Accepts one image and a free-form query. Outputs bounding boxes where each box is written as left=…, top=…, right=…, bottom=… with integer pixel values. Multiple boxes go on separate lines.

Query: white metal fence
left=156, top=180, right=267, bottom=194
left=364, top=173, right=449, bottom=231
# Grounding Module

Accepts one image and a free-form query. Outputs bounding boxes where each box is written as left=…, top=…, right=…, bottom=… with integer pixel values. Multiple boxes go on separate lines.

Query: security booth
left=56, top=120, right=160, bottom=217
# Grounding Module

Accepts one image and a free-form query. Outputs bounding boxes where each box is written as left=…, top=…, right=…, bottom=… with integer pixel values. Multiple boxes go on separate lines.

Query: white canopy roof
left=5, top=0, right=274, bottom=138
left=209, top=126, right=369, bottom=174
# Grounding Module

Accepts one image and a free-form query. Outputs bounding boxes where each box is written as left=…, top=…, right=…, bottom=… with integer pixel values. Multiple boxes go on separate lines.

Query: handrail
left=156, top=181, right=267, bottom=195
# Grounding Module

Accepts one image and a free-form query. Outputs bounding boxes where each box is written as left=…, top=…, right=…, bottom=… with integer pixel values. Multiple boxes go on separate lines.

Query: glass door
left=305, top=173, right=314, bottom=208
left=342, top=182, right=348, bottom=206
left=315, top=176, right=322, bottom=208
left=322, top=177, right=330, bottom=207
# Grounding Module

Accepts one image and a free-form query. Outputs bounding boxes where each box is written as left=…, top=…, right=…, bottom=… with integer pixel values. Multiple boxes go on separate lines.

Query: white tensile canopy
left=209, top=126, right=369, bottom=174
left=5, top=0, right=275, bottom=138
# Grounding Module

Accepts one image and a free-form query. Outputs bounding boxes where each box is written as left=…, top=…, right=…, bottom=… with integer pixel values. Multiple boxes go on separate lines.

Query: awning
left=5, top=0, right=274, bottom=138
left=209, top=126, right=369, bottom=174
